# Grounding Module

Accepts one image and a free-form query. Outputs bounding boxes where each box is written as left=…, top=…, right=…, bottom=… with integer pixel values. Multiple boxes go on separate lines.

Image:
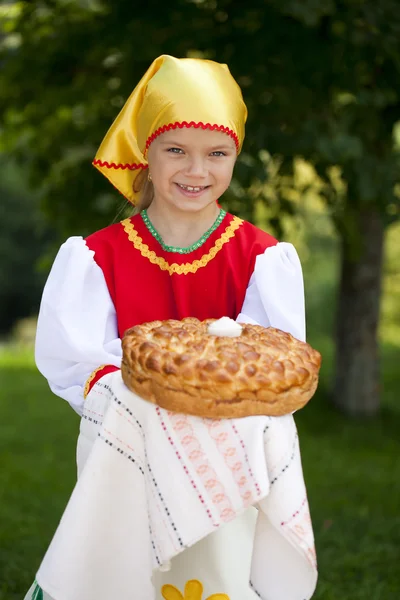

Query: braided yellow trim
left=83, top=365, right=107, bottom=399
left=122, top=216, right=243, bottom=275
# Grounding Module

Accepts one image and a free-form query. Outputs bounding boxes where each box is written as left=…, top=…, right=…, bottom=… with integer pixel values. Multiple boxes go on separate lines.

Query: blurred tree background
left=0, top=158, right=55, bottom=335
left=0, top=1, right=400, bottom=598
left=1, top=0, right=400, bottom=416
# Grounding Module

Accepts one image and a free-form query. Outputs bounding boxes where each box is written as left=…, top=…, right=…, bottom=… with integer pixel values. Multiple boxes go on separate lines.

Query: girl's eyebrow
left=159, top=139, right=184, bottom=146
left=208, top=144, right=235, bottom=151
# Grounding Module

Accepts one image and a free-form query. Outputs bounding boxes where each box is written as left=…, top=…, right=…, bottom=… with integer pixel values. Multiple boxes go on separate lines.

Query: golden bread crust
left=121, top=318, right=321, bottom=418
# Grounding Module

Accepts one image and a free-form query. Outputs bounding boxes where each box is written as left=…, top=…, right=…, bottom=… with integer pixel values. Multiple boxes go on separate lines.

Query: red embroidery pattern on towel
left=168, top=413, right=236, bottom=523
left=307, top=544, right=318, bottom=569
left=230, top=423, right=262, bottom=496
left=280, top=497, right=308, bottom=528
left=157, top=408, right=217, bottom=526
left=293, top=509, right=316, bottom=569
left=280, top=496, right=317, bottom=569
left=205, top=420, right=260, bottom=507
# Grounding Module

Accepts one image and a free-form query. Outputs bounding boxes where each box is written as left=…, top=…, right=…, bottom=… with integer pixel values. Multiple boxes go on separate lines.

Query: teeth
left=178, top=184, right=205, bottom=192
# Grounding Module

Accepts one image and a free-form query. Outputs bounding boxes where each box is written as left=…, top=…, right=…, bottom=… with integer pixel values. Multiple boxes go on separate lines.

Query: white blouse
left=35, top=238, right=305, bottom=415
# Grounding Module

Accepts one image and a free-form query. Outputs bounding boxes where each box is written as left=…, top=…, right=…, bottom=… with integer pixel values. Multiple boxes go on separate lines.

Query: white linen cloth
left=35, top=371, right=317, bottom=600
left=35, top=238, right=305, bottom=415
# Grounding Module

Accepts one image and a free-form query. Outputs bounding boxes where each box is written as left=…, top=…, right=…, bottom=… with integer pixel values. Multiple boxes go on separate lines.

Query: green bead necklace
left=141, top=208, right=227, bottom=254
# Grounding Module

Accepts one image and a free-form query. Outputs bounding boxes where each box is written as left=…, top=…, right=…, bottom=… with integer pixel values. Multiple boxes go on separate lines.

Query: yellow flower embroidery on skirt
left=161, top=579, right=229, bottom=600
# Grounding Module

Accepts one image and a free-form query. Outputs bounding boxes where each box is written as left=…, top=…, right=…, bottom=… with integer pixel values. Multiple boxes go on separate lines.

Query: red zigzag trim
left=146, top=121, right=240, bottom=152
left=93, top=159, right=148, bottom=170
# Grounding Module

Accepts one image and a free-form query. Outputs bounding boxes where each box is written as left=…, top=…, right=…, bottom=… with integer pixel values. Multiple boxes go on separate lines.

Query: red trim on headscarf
left=92, top=159, right=148, bottom=170
left=145, top=121, right=240, bottom=153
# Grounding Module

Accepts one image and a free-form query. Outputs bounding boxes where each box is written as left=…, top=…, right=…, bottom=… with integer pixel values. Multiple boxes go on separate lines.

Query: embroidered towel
left=36, top=371, right=317, bottom=600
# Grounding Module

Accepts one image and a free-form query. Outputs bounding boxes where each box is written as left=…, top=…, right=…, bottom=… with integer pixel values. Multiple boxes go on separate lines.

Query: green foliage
left=0, top=160, right=53, bottom=334
left=1, top=0, right=400, bottom=238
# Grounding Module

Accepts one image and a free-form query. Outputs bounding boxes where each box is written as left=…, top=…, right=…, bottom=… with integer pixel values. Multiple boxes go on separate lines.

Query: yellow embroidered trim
left=161, top=579, right=229, bottom=600
left=121, top=216, right=243, bottom=275
left=83, top=365, right=107, bottom=399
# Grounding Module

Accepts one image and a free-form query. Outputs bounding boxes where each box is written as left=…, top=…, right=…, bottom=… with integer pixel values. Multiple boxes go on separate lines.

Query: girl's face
left=147, top=127, right=237, bottom=213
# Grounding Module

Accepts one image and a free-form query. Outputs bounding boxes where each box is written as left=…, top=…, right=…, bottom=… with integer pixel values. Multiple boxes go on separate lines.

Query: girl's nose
left=185, top=156, right=208, bottom=178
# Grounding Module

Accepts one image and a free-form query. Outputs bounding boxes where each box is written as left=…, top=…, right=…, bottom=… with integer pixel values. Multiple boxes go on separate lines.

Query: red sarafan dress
left=30, top=208, right=315, bottom=600
left=86, top=211, right=275, bottom=336
left=35, top=208, right=305, bottom=413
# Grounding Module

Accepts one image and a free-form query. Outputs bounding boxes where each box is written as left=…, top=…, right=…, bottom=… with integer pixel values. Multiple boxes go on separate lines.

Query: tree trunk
left=333, top=208, right=385, bottom=416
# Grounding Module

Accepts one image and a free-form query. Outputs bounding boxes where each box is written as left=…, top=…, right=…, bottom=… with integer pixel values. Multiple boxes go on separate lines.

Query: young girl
left=26, top=55, right=317, bottom=600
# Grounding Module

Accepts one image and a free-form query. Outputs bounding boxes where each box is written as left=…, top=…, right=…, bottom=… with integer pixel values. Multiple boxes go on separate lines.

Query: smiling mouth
left=176, top=183, right=210, bottom=193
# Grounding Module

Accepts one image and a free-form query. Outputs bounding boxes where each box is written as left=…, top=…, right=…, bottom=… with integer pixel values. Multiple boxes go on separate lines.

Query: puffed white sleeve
left=237, top=242, right=306, bottom=342
left=35, top=237, right=122, bottom=416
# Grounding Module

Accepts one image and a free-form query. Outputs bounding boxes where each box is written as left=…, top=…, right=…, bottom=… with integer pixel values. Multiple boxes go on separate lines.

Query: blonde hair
left=132, top=169, right=154, bottom=214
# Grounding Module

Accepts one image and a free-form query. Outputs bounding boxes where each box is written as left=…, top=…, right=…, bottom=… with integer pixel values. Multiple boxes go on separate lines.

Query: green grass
left=0, top=358, right=78, bottom=599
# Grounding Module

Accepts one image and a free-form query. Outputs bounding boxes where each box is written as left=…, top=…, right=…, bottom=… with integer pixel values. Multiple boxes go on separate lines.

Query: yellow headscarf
left=93, top=55, right=247, bottom=204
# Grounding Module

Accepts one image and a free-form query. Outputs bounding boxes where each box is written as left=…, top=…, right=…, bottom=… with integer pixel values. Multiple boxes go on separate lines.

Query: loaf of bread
left=121, top=317, right=321, bottom=418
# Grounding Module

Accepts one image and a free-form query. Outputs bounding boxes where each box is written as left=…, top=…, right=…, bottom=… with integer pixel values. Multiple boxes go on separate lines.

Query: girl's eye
left=167, top=147, right=184, bottom=154
left=210, top=151, right=226, bottom=157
